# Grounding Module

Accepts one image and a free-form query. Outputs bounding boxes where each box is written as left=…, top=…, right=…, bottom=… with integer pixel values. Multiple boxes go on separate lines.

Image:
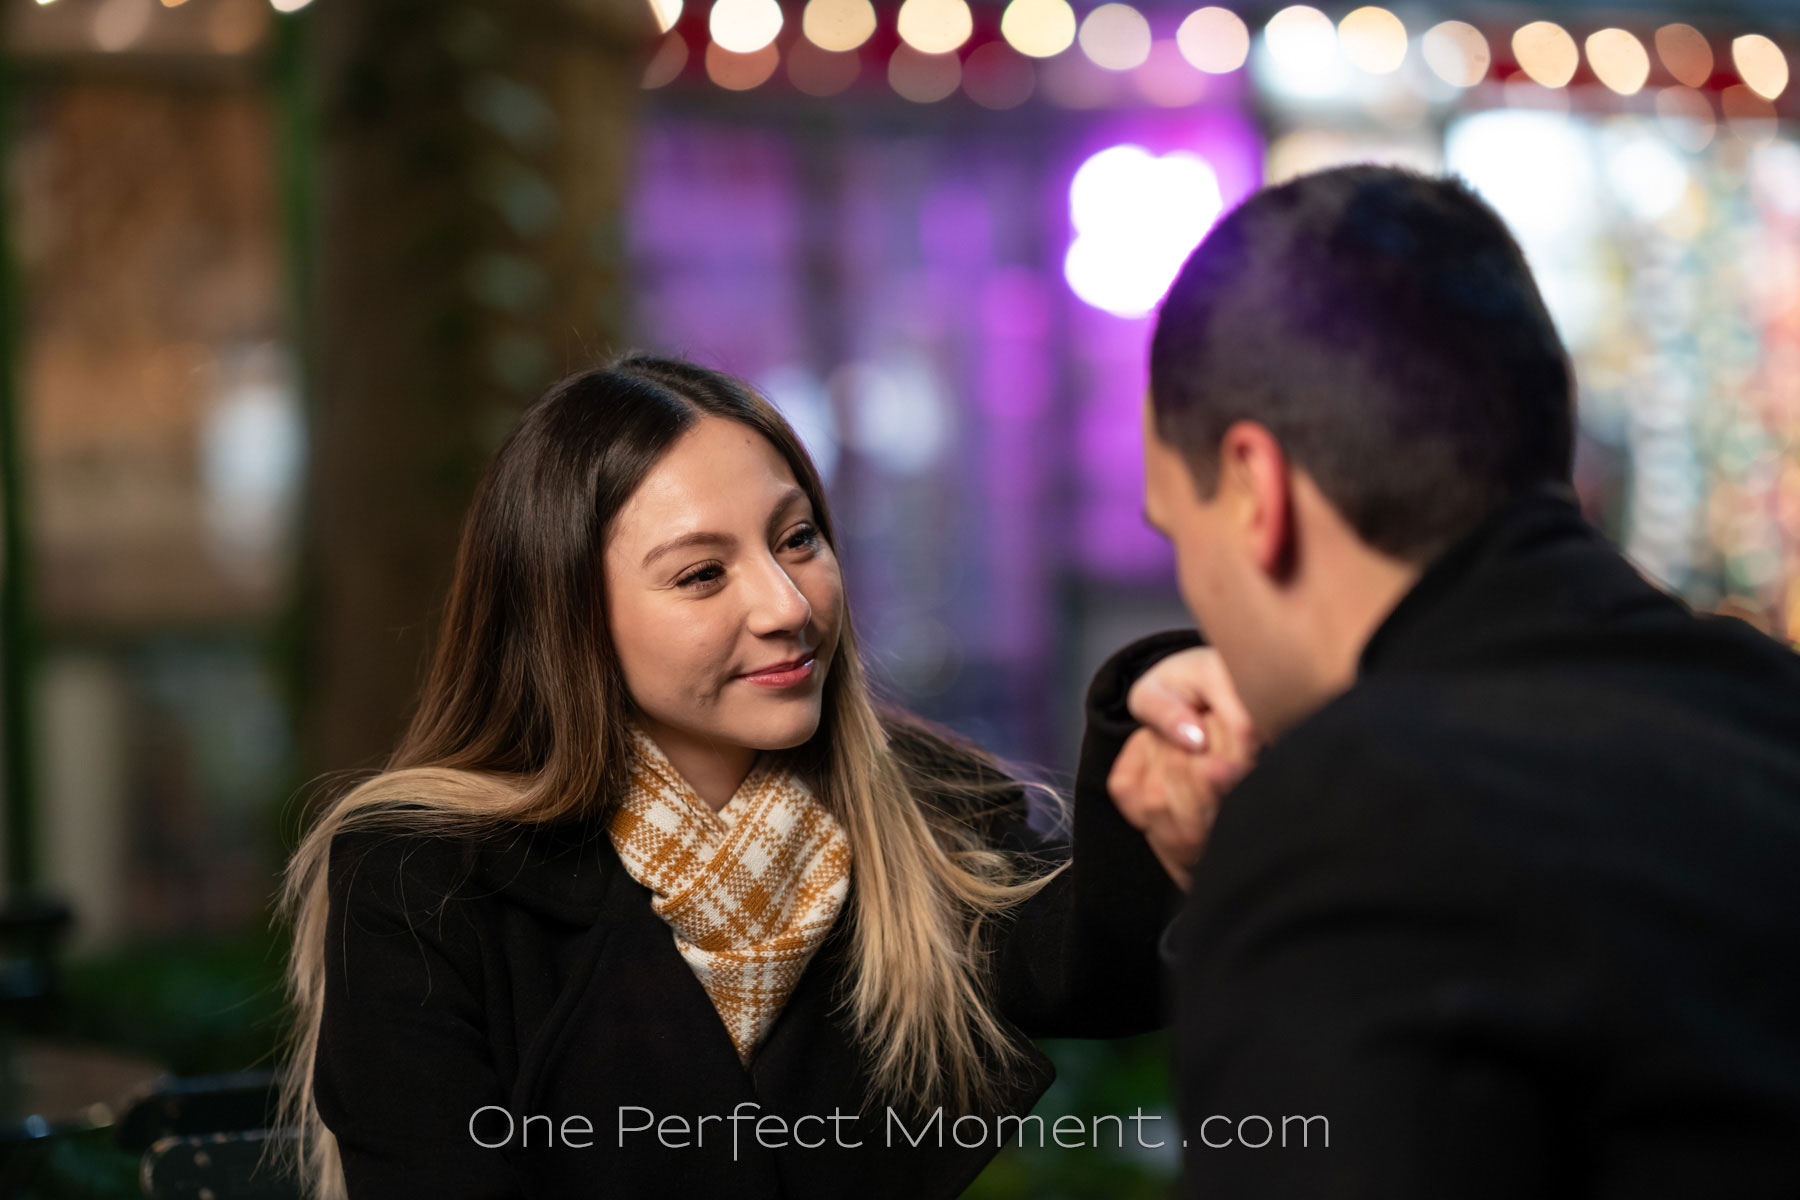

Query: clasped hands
left=1108, top=647, right=1258, bottom=892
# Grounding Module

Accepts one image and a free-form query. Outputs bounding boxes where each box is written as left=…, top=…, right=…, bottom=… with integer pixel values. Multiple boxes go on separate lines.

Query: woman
left=277, top=355, right=1209, bottom=1199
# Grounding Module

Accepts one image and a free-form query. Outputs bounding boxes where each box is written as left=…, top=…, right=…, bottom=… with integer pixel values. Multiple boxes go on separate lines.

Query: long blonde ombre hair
left=275, top=355, right=1069, bottom=1199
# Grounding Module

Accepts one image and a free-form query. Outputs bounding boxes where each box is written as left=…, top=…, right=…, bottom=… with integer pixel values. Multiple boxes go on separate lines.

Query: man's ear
left=1217, top=420, right=1294, bottom=580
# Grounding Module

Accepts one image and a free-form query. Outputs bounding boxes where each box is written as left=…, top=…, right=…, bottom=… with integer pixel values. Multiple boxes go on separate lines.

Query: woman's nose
left=743, top=553, right=811, bottom=635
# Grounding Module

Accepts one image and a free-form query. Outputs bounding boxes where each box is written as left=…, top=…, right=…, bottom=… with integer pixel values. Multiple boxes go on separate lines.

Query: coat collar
left=1358, top=484, right=1685, bottom=680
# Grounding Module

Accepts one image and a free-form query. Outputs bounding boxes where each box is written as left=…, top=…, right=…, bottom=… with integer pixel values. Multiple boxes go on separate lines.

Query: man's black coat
left=315, top=634, right=1192, bottom=1199
left=1168, top=490, right=1800, bottom=1198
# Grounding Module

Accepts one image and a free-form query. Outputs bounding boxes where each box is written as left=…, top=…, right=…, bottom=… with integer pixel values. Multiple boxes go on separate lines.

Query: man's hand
left=1109, top=647, right=1259, bottom=889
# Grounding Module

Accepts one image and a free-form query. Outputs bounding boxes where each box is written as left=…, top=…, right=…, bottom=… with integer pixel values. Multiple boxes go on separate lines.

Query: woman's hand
left=1108, top=647, right=1259, bottom=890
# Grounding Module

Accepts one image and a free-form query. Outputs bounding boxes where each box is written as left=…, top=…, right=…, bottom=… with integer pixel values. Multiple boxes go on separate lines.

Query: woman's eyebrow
left=639, top=487, right=810, bottom=569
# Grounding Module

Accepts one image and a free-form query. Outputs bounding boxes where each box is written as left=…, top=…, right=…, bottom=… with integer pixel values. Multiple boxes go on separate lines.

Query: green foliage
left=966, top=1032, right=1181, bottom=1200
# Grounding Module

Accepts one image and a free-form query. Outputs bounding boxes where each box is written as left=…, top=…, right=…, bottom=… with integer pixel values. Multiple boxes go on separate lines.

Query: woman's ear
left=1218, top=420, right=1294, bottom=581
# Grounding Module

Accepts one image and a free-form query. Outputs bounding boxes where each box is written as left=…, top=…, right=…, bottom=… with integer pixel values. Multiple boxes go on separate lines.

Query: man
left=1107, top=165, right=1800, bottom=1197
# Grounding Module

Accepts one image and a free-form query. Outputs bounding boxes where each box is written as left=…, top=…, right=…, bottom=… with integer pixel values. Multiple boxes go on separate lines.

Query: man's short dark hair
left=1149, top=164, right=1574, bottom=562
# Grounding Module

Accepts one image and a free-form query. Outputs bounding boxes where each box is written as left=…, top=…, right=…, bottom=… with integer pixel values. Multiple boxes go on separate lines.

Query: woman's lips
left=738, top=655, right=817, bottom=689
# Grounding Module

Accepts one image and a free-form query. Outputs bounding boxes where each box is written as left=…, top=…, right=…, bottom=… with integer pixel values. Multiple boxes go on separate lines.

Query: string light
left=802, top=0, right=875, bottom=53
left=1732, top=33, right=1789, bottom=101
left=1421, top=20, right=1488, bottom=88
left=1513, top=20, right=1578, bottom=89
left=896, top=0, right=972, bottom=56
left=710, top=0, right=782, bottom=55
left=1176, top=7, right=1248, bottom=74
left=1000, top=0, right=1076, bottom=59
left=1337, top=7, right=1406, bottom=76
left=1654, top=23, right=1713, bottom=88
left=1079, top=4, right=1151, bottom=72
left=1586, top=28, right=1650, bottom=96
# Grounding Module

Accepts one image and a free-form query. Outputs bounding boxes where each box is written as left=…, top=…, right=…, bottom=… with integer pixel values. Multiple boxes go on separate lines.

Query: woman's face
left=603, top=416, right=844, bottom=760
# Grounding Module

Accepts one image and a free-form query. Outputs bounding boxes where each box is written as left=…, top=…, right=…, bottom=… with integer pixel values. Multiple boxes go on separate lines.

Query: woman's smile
left=736, top=653, right=818, bottom=689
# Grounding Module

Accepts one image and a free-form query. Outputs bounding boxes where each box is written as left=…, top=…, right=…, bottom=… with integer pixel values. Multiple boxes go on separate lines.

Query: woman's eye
left=675, top=564, right=723, bottom=588
left=785, top=524, right=821, bottom=551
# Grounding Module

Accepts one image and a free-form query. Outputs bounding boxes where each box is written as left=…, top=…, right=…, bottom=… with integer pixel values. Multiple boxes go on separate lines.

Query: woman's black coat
left=314, top=633, right=1193, bottom=1198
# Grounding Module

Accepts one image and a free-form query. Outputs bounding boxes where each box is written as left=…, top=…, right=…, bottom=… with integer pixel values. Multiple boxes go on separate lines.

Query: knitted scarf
left=607, top=722, right=852, bottom=1064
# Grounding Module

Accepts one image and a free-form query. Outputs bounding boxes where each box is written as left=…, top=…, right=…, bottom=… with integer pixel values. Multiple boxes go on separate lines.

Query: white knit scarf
left=606, top=722, right=852, bottom=1064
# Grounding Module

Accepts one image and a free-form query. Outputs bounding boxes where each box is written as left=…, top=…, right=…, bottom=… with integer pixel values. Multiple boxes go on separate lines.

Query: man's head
left=1143, top=165, right=1574, bottom=736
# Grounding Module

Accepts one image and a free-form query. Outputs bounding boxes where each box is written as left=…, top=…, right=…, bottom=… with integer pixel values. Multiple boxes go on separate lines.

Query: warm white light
left=1264, top=6, right=1338, bottom=72
left=1733, top=33, right=1789, bottom=101
left=1000, top=0, right=1076, bottom=59
left=1585, top=29, right=1649, bottom=96
left=1176, top=7, right=1248, bottom=74
left=648, top=0, right=682, bottom=34
left=1079, top=4, right=1152, bottom=72
left=1337, top=6, right=1406, bottom=75
left=1421, top=20, right=1488, bottom=87
left=710, top=0, right=782, bottom=54
left=1513, top=21, right=1578, bottom=89
left=803, top=0, right=875, bottom=52
left=896, top=0, right=972, bottom=55
left=1654, top=24, right=1712, bottom=89
left=270, top=0, right=313, bottom=11
left=1065, top=145, right=1225, bottom=318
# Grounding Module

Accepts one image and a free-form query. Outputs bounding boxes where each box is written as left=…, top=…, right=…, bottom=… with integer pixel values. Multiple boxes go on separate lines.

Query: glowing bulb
left=1176, top=7, right=1248, bottom=74
left=1079, top=4, right=1151, bottom=72
left=269, top=0, right=312, bottom=11
left=1264, top=6, right=1337, bottom=72
left=1001, top=0, right=1076, bottom=59
left=896, top=0, right=972, bottom=55
left=1586, top=28, right=1649, bottom=96
left=803, top=0, right=875, bottom=52
left=1337, top=7, right=1406, bottom=75
left=710, top=0, right=782, bottom=55
left=1733, top=34, right=1788, bottom=101
left=1422, top=20, right=1488, bottom=87
left=1513, top=21, right=1578, bottom=89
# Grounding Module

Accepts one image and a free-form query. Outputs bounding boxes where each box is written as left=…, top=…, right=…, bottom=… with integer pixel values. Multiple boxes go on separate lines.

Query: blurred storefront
left=625, top=0, right=1799, bottom=780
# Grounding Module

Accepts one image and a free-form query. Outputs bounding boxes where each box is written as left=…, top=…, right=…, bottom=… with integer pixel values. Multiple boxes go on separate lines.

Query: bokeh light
left=1175, top=7, right=1249, bottom=74
left=1000, top=0, right=1076, bottom=59
left=1064, top=145, right=1224, bottom=318
left=648, top=0, right=682, bottom=35
left=788, top=39, right=860, bottom=95
left=1337, top=7, right=1406, bottom=76
left=642, top=33, right=690, bottom=88
left=1264, top=7, right=1338, bottom=73
left=705, top=39, right=780, bottom=88
left=1421, top=20, right=1488, bottom=88
left=1079, top=4, right=1152, bottom=72
left=1586, top=28, right=1650, bottom=96
left=710, top=0, right=782, bottom=55
left=963, top=41, right=1036, bottom=109
left=889, top=43, right=962, bottom=101
left=91, top=0, right=152, bottom=51
left=1513, top=21, right=1578, bottom=89
left=802, top=0, right=876, bottom=52
left=1655, top=86, right=1716, bottom=152
left=896, top=0, right=972, bottom=55
left=1732, top=34, right=1789, bottom=101
left=1654, top=23, right=1713, bottom=88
